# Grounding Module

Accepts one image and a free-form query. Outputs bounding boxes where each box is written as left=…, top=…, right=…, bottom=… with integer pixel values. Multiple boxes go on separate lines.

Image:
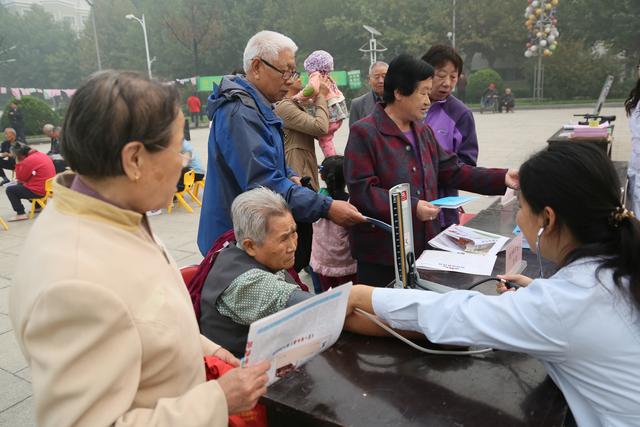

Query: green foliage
left=467, top=69, right=504, bottom=103
left=526, top=40, right=623, bottom=100
left=0, top=5, right=83, bottom=88
left=1, top=96, right=61, bottom=136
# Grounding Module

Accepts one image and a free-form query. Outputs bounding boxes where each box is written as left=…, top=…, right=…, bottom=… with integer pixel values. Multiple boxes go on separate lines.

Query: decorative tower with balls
left=524, top=0, right=559, bottom=101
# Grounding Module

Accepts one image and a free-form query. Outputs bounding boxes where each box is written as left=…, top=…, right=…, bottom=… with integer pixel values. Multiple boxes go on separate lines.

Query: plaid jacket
left=344, top=103, right=507, bottom=266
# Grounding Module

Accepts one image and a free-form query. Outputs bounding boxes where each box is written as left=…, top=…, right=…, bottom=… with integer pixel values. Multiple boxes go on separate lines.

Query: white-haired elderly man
left=200, top=187, right=314, bottom=357
left=42, top=124, right=61, bottom=156
left=0, top=127, right=18, bottom=185
left=348, top=61, right=388, bottom=127
left=197, top=30, right=365, bottom=261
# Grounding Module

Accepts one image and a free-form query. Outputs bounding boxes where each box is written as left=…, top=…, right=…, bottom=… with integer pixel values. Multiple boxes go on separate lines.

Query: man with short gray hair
left=198, top=30, right=364, bottom=259
left=199, top=187, right=313, bottom=357
left=0, top=127, right=18, bottom=185
left=349, top=61, right=388, bottom=127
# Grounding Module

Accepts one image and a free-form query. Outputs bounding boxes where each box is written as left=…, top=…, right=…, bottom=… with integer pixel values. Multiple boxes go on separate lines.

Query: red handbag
left=204, top=356, right=268, bottom=427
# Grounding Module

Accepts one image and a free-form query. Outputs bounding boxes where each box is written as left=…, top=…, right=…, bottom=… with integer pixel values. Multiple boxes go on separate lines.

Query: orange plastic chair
left=0, top=216, right=8, bottom=231
left=28, top=177, right=54, bottom=219
left=168, top=170, right=202, bottom=213
left=193, top=177, right=205, bottom=199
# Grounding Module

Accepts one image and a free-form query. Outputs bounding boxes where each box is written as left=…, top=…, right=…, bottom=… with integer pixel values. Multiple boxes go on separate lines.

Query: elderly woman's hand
left=213, top=346, right=241, bottom=367
left=327, top=200, right=366, bottom=226
left=217, top=361, right=270, bottom=414
left=416, top=200, right=441, bottom=222
left=505, top=169, right=519, bottom=190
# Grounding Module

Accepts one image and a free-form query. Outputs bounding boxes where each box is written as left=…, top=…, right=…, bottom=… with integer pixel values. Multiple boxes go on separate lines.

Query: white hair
left=42, top=124, right=54, bottom=133
left=4, top=127, right=16, bottom=135
left=369, top=61, right=388, bottom=76
left=243, top=30, right=298, bottom=73
left=231, top=187, right=291, bottom=246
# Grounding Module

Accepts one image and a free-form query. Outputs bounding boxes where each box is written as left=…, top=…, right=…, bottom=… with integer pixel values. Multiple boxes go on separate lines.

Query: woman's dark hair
left=61, top=70, right=181, bottom=178
left=624, top=62, right=640, bottom=116
left=10, top=142, right=31, bottom=158
left=383, top=54, right=434, bottom=104
left=520, top=142, right=640, bottom=308
left=320, top=155, right=347, bottom=201
left=420, top=45, right=463, bottom=75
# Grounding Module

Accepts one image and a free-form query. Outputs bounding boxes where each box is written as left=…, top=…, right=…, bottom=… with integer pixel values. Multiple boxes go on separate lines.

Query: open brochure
left=242, top=283, right=352, bottom=385
left=429, top=224, right=509, bottom=256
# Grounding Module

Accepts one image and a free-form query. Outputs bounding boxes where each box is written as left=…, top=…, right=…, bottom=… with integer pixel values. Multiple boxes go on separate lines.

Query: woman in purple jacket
left=344, top=54, right=518, bottom=287
left=422, top=45, right=479, bottom=228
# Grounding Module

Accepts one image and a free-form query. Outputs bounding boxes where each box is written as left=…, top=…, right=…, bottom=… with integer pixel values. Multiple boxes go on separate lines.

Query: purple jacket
left=424, top=95, right=479, bottom=226
left=345, top=103, right=507, bottom=266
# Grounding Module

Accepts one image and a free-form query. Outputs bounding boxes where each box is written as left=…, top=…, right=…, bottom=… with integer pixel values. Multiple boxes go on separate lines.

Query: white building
left=1, top=0, right=90, bottom=33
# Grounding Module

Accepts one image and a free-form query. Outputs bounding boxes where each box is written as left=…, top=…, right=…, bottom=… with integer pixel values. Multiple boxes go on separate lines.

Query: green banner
left=197, top=75, right=222, bottom=92
left=196, top=70, right=358, bottom=92
left=347, top=70, right=362, bottom=89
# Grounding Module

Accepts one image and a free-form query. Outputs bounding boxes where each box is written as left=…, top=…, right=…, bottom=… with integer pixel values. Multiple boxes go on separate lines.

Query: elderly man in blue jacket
left=198, top=30, right=364, bottom=257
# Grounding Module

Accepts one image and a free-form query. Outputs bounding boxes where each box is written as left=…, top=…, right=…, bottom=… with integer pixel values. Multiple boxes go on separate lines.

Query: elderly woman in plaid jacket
left=345, top=54, right=519, bottom=287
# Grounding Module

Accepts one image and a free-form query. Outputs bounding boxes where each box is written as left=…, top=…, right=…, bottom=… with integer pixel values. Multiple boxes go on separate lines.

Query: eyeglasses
left=260, top=58, right=300, bottom=81
left=149, top=144, right=190, bottom=167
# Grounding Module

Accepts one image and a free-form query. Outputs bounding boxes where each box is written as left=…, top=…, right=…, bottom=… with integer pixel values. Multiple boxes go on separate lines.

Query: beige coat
left=10, top=173, right=228, bottom=427
left=275, top=95, right=329, bottom=191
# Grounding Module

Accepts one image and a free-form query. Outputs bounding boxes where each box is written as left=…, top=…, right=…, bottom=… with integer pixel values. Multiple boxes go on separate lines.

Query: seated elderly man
left=200, top=187, right=313, bottom=357
left=6, top=142, right=56, bottom=221
left=0, top=127, right=18, bottom=185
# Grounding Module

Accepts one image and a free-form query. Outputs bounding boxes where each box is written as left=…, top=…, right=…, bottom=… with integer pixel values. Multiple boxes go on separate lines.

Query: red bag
left=204, top=356, right=268, bottom=427
left=186, top=230, right=308, bottom=321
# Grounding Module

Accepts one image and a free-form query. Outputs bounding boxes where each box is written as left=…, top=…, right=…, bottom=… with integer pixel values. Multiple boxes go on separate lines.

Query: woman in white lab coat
left=625, top=61, right=640, bottom=215
left=347, top=142, right=640, bottom=427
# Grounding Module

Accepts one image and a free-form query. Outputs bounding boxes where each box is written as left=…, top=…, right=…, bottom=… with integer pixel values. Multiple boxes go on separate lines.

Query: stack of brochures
left=570, top=123, right=610, bottom=139
left=430, top=195, right=479, bottom=209
left=416, top=225, right=509, bottom=276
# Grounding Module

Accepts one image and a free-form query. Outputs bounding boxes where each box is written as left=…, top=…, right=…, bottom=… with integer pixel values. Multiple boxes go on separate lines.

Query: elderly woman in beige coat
left=9, top=70, right=269, bottom=427
left=275, top=75, right=331, bottom=191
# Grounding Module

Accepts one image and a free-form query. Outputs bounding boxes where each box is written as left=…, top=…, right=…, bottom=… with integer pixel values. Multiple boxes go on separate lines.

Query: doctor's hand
left=217, top=361, right=270, bottom=414
left=416, top=200, right=441, bottom=222
left=327, top=200, right=366, bottom=226
left=212, top=346, right=241, bottom=367
left=505, top=169, right=519, bottom=190
left=495, top=273, right=533, bottom=294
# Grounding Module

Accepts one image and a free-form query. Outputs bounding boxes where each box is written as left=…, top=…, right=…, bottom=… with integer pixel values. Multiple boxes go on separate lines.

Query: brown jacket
left=10, top=173, right=228, bottom=427
left=275, top=95, right=329, bottom=191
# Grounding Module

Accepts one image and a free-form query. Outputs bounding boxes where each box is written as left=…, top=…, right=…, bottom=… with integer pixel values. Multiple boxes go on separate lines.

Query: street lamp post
left=125, top=13, right=154, bottom=79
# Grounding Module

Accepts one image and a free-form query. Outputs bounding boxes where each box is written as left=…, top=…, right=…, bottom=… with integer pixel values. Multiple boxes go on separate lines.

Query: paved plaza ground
left=0, top=105, right=632, bottom=426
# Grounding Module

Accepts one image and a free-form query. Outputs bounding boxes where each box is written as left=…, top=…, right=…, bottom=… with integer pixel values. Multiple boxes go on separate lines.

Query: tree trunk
left=193, top=37, right=199, bottom=76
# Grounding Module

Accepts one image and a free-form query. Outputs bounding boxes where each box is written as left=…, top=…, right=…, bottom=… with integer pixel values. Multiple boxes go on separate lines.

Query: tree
left=157, top=0, right=220, bottom=76
left=0, top=5, right=83, bottom=88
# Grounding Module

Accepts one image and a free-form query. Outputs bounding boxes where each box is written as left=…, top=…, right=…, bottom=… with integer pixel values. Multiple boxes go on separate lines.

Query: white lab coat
left=628, top=102, right=640, bottom=215
left=372, top=258, right=640, bottom=427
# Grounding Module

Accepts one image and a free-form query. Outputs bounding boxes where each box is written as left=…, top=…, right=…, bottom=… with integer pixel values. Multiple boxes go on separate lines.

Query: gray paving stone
left=0, top=396, right=35, bottom=427
left=0, top=288, right=9, bottom=315
left=0, top=332, right=27, bottom=374
left=0, top=253, right=17, bottom=281
left=14, top=367, right=31, bottom=384
left=0, top=314, right=11, bottom=335
left=0, top=369, right=32, bottom=414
